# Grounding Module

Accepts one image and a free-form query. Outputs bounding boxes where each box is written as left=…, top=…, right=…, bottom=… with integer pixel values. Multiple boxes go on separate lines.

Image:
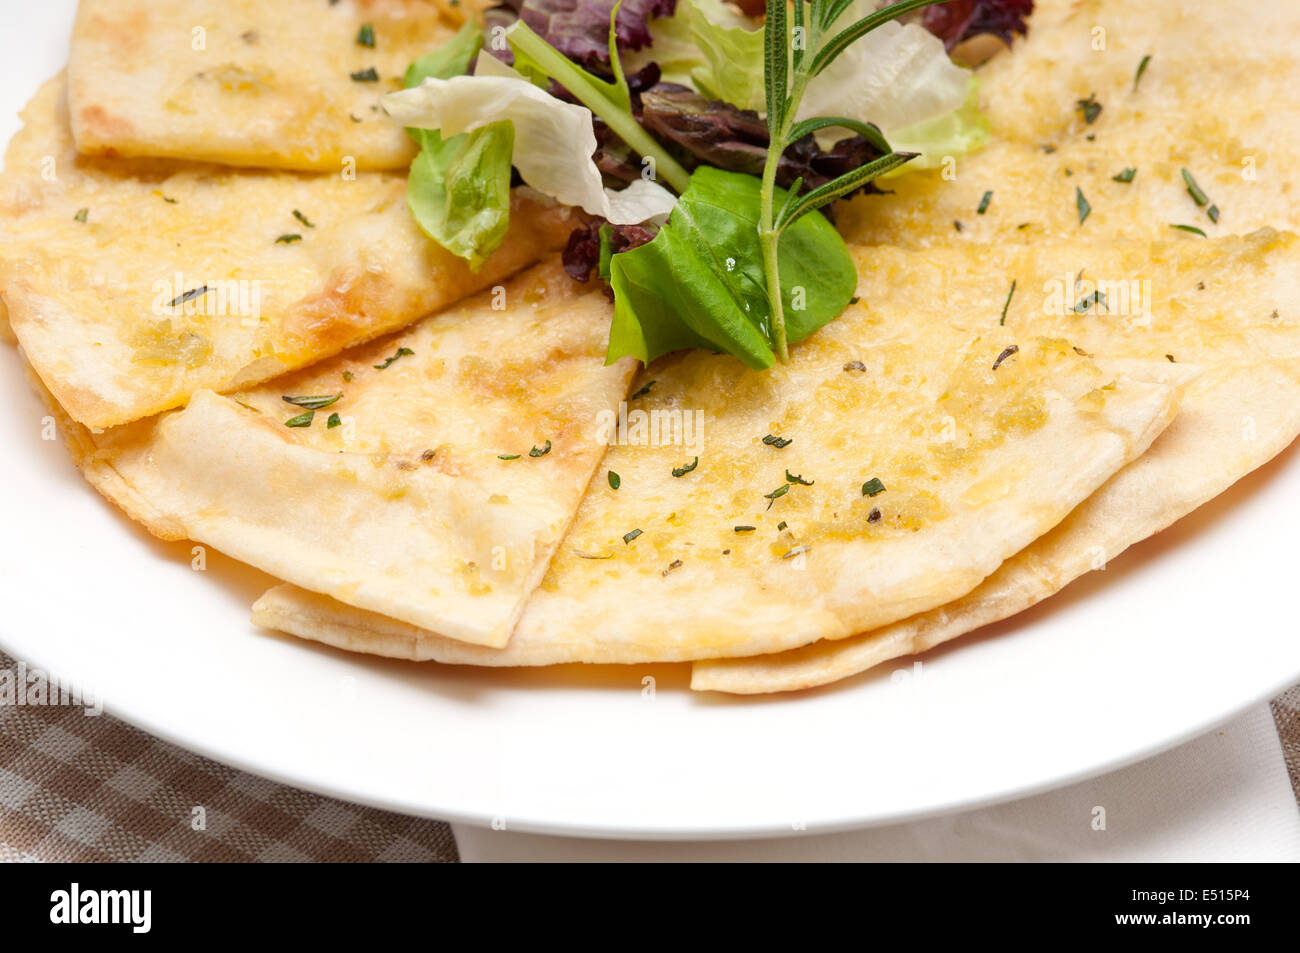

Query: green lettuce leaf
left=407, top=121, right=515, bottom=272
left=883, top=77, right=990, bottom=172
left=402, top=23, right=514, bottom=270
left=631, top=0, right=764, bottom=110
left=607, top=166, right=857, bottom=369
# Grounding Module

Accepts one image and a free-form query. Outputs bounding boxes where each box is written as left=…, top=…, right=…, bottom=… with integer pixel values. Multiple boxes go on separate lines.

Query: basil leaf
left=407, top=121, right=515, bottom=271
left=606, top=167, right=857, bottom=369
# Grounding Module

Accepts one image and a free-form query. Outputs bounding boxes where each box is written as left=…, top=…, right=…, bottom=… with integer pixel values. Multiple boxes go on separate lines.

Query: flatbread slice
left=66, top=0, right=476, bottom=171
left=692, top=229, right=1300, bottom=691
left=0, top=74, right=574, bottom=429
left=41, top=259, right=636, bottom=647
left=250, top=240, right=1190, bottom=664
left=842, top=0, right=1300, bottom=249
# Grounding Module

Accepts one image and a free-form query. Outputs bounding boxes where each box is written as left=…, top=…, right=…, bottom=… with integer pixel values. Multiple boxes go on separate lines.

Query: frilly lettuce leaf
left=385, top=55, right=676, bottom=225
left=884, top=77, right=990, bottom=172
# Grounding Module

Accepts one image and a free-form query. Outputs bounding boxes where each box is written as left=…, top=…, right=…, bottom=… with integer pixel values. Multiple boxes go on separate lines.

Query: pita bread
left=692, top=0, right=1300, bottom=692
left=66, top=0, right=475, bottom=171
left=42, top=259, right=636, bottom=648
left=693, top=229, right=1300, bottom=691
left=251, top=239, right=1189, bottom=664
left=0, top=75, right=575, bottom=429
left=841, top=0, right=1300, bottom=249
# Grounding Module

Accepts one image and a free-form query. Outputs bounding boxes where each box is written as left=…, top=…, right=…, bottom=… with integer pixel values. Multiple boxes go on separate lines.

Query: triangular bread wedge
left=249, top=241, right=1190, bottom=664
left=66, top=0, right=476, bottom=171
left=693, top=230, right=1300, bottom=691
left=0, top=74, right=574, bottom=429
left=40, top=259, right=636, bottom=648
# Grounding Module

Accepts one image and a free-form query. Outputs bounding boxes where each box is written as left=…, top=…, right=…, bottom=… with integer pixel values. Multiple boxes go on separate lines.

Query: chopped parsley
left=498, top=453, right=521, bottom=460
left=282, top=393, right=341, bottom=410
left=327, top=413, right=342, bottom=429
left=284, top=411, right=315, bottom=428
left=167, top=285, right=208, bottom=308
left=374, top=346, right=414, bottom=369
left=342, top=371, right=354, bottom=382
left=1181, top=168, right=1211, bottom=208
left=977, top=191, right=993, bottom=215
left=861, top=477, right=886, bottom=497
left=763, top=484, right=789, bottom=509
left=608, top=471, right=620, bottom=490
left=1076, top=93, right=1102, bottom=125
left=73, top=208, right=88, bottom=223
left=622, top=529, right=643, bottom=544
left=992, top=345, right=1020, bottom=371
left=671, top=456, right=698, bottom=477
left=999, top=280, right=1017, bottom=327
left=1170, top=224, right=1207, bottom=237
left=733, top=525, right=756, bottom=533
left=1134, top=54, right=1152, bottom=91
left=350, top=67, right=379, bottom=82
left=529, top=440, right=552, bottom=457
left=1208, top=205, right=1220, bottom=223
left=292, top=209, right=315, bottom=228
left=357, top=23, right=375, bottom=47
left=1076, top=187, right=1091, bottom=225
left=785, top=470, right=813, bottom=486
left=630, top=380, right=656, bottom=399
left=762, top=434, right=792, bottom=449
left=1074, top=290, right=1108, bottom=314
left=275, top=233, right=302, bottom=244
left=1112, top=168, right=1137, bottom=183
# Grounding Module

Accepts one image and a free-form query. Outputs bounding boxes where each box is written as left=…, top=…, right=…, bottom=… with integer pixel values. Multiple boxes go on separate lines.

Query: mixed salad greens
left=384, top=0, right=1032, bottom=369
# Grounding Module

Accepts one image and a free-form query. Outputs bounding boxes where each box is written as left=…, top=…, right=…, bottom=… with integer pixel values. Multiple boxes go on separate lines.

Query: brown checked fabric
left=0, top=650, right=457, bottom=862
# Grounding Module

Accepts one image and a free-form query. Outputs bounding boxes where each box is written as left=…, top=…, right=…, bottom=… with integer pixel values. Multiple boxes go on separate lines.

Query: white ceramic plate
left=3, top=2, right=1299, bottom=840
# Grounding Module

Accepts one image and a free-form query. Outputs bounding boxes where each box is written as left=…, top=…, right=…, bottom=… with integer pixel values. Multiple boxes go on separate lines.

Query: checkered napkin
left=0, top=651, right=457, bottom=862
left=2, top=640, right=1297, bottom=862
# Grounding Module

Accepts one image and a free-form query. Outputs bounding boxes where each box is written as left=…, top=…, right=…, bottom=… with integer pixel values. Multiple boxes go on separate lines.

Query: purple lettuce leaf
left=918, top=0, right=1035, bottom=51
left=487, top=0, right=677, bottom=69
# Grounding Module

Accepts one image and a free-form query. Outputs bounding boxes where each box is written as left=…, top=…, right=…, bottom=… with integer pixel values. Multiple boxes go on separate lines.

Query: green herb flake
left=630, top=380, right=657, bottom=400
left=357, top=23, right=375, bottom=47
left=861, top=477, right=886, bottom=498
left=1076, top=187, right=1091, bottom=225
left=529, top=440, right=553, bottom=458
left=1073, top=290, right=1108, bottom=314
left=671, top=456, right=699, bottom=478
left=622, top=529, right=643, bottom=545
left=284, top=411, right=315, bottom=428
left=1170, top=224, right=1208, bottom=237
left=342, top=370, right=354, bottom=382
left=992, top=344, right=1020, bottom=371
left=999, top=279, right=1017, bottom=327
left=777, top=521, right=788, bottom=531
left=374, top=346, right=414, bottom=370
left=73, top=208, right=88, bottom=223
left=275, top=233, right=302, bottom=244
left=1076, top=93, right=1102, bottom=125
left=327, top=412, right=342, bottom=429
left=1134, top=54, right=1152, bottom=91
left=733, top=525, right=756, bottom=533
left=167, top=285, right=209, bottom=309
left=1112, top=168, right=1137, bottom=183
left=762, top=434, right=792, bottom=449
left=1208, top=204, right=1220, bottom=223
left=607, top=471, right=621, bottom=490
left=1181, top=168, right=1210, bottom=208
left=977, top=191, right=993, bottom=215
left=764, top=484, right=790, bottom=509
left=282, top=393, right=342, bottom=410
left=350, top=67, right=379, bottom=82
left=785, top=470, right=813, bottom=486
left=292, top=209, right=315, bottom=228
left=498, top=453, right=521, bottom=460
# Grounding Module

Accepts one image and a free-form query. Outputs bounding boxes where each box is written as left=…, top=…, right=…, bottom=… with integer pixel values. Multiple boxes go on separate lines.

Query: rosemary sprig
left=759, top=0, right=946, bottom=361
